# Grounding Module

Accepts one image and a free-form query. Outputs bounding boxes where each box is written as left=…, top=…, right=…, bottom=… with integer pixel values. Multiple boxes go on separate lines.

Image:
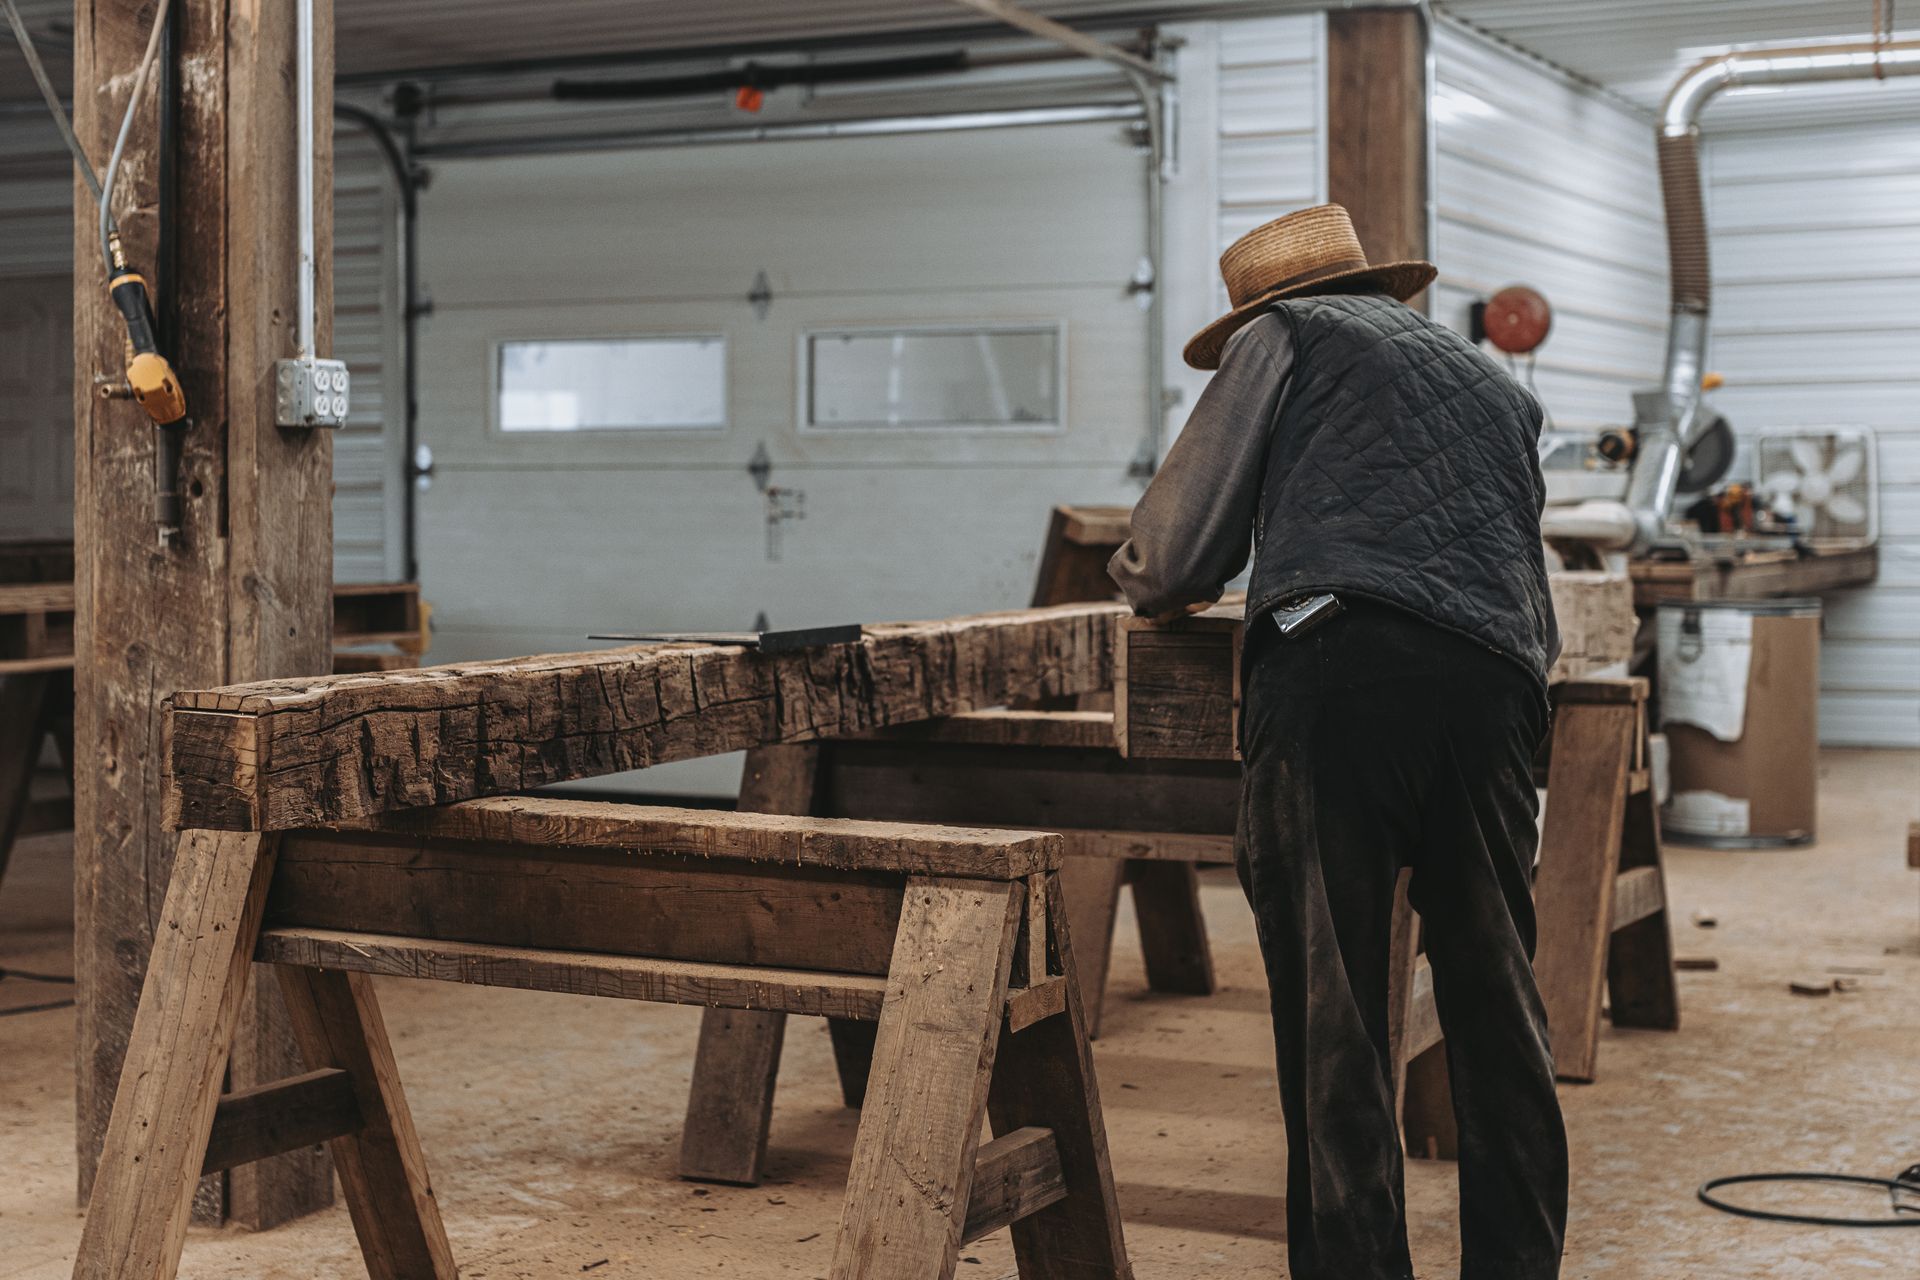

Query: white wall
left=1431, top=21, right=1667, bottom=432
left=1706, top=118, right=1920, bottom=747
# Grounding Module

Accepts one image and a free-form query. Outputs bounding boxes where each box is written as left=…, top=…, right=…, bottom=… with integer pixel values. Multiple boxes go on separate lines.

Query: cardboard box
left=1659, top=600, right=1820, bottom=846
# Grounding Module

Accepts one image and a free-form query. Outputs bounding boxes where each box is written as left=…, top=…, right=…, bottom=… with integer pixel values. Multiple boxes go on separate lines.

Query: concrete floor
left=2, top=749, right=1916, bottom=1279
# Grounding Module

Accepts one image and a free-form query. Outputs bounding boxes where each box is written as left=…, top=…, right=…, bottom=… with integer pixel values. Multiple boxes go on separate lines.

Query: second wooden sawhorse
left=679, top=708, right=1243, bottom=1186
left=1401, top=676, right=1680, bottom=1154
left=74, top=799, right=1131, bottom=1280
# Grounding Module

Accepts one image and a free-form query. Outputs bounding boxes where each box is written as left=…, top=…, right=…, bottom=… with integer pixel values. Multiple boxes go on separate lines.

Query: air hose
left=4, top=0, right=187, bottom=528
left=1699, top=1167, right=1920, bottom=1228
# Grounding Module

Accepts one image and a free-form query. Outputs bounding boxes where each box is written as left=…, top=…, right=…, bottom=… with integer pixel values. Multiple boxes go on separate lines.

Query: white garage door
left=413, top=119, right=1150, bottom=792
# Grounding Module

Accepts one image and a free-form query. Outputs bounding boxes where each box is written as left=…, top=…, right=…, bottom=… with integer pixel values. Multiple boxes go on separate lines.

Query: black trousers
left=1236, top=601, right=1568, bottom=1280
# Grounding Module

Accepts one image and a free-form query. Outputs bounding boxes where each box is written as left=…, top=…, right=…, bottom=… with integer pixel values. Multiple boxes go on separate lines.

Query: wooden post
left=1326, top=6, right=1430, bottom=311
left=73, top=0, right=335, bottom=1224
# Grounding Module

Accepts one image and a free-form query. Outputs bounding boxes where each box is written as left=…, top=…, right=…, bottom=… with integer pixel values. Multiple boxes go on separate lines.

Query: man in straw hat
left=1110, top=204, right=1566, bottom=1280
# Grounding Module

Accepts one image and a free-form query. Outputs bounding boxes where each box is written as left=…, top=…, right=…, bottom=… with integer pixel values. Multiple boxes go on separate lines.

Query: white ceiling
left=6, top=0, right=1916, bottom=123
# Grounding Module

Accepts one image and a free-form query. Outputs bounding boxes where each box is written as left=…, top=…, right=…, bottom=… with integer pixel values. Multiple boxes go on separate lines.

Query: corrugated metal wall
left=1160, top=12, right=1325, bottom=447
left=330, top=129, right=407, bottom=583
left=1431, top=21, right=1666, bottom=432
left=0, top=111, right=402, bottom=581
left=0, top=114, right=72, bottom=540
left=1706, top=118, right=1920, bottom=747
left=0, top=113, right=67, bottom=276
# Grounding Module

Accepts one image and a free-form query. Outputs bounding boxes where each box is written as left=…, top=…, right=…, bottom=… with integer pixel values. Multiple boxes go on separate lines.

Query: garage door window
left=496, top=335, right=727, bottom=432
left=804, top=325, right=1061, bottom=430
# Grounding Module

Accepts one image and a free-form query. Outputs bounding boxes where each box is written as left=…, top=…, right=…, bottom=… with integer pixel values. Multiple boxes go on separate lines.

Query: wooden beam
left=961, top=1127, right=1068, bottom=1244
left=74, top=0, right=335, bottom=1222
left=257, top=927, right=891, bottom=1019
left=1610, top=865, right=1665, bottom=930
left=1113, top=607, right=1242, bottom=761
left=858, top=708, right=1119, bottom=750
left=275, top=966, right=457, bottom=1278
left=679, top=1009, right=791, bottom=1186
left=72, top=832, right=282, bottom=1278
left=268, top=829, right=910, bottom=976
left=0, top=673, right=52, bottom=887
left=364, top=796, right=1061, bottom=879
left=165, top=602, right=1121, bottom=831
left=201, top=1069, right=363, bottom=1177
left=1326, top=6, right=1428, bottom=304
left=820, top=737, right=1240, bottom=835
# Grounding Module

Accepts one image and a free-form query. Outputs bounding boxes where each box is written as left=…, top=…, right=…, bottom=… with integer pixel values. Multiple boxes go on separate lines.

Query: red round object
left=1483, top=285, right=1552, bottom=354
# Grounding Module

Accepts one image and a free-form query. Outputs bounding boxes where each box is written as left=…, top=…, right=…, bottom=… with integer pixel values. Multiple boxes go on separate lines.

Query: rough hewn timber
left=166, top=603, right=1122, bottom=831
left=74, top=0, right=336, bottom=1222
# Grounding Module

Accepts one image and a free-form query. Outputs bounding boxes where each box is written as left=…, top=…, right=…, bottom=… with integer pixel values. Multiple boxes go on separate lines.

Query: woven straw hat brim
left=1182, top=259, right=1438, bottom=370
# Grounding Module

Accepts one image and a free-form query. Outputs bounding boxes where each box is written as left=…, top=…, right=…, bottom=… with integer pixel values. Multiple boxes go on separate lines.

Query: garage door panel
left=422, top=124, right=1146, bottom=307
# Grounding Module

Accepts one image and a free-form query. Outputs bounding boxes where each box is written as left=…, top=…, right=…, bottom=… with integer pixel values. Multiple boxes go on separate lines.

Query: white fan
left=1754, top=428, right=1878, bottom=544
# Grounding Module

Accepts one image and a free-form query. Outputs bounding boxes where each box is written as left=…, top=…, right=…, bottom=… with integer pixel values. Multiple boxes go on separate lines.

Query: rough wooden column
left=73, top=0, right=335, bottom=1224
left=1326, top=6, right=1430, bottom=312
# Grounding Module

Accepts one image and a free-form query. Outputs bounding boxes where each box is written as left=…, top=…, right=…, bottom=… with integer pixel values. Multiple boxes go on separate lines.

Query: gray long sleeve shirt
left=1109, top=313, right=1295, bottom=618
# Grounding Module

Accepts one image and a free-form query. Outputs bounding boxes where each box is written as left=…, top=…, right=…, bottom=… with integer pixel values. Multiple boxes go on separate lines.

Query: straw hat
left=1183, top=203, right=1436, bottom=370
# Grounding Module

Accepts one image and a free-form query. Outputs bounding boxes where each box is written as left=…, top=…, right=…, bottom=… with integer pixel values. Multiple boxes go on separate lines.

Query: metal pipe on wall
left=1620, top=37, right=1920, bottom=551
left=295, top=0, right=317, bottom=356
left=410, top=101, right=1143, bottom=159
left=1123, top=60, right=1171, bottom=476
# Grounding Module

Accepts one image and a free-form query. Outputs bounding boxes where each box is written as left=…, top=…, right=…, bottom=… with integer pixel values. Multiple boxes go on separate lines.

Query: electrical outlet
left=275, top=356, right=351, bottom=428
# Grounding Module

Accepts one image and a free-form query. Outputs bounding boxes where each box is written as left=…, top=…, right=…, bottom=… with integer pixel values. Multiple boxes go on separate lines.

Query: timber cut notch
left=165, top=602, right=1125, bottom=832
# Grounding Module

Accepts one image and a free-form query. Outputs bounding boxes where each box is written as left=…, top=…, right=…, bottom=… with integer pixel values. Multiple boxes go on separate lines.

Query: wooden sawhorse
left=74, top=799, right=1131, bottom=1280
left=679, top=710, right=1242, bottom=1186
left=0, top=667, right=73, bottom=889
left=1402, top=676, right=1679, bottom=1153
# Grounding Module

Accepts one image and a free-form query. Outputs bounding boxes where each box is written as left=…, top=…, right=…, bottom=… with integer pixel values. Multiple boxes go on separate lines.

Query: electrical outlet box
left=275, top=355, right=350, bottom=428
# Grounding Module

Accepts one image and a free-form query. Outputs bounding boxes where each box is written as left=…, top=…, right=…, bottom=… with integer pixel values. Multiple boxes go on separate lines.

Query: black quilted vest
left=1248, top=293, right=1557, bottom=687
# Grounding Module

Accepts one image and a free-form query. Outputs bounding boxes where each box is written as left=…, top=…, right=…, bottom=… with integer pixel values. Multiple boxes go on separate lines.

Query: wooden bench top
left=351, top=796, right=1062, bottom=879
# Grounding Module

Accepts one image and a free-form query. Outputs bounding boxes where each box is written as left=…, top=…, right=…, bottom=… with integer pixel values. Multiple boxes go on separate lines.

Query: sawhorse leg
left=679, top=853, right=1127, bottom=1186
left=1605, top=787, right=1680, bottom=1034
left=1124, top=859, right=1216, bottom=997
left=1534, top=680, right=1678, bottom=1083
left=834, top=872, right=1128, bottom=1279
left=0, top=671, right=52, bottom=890
left=73, top=829, right=453, bottom=1280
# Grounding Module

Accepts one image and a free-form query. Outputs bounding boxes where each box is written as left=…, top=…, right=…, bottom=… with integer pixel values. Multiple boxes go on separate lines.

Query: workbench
left=1627, top=543, right=1877, bottom=607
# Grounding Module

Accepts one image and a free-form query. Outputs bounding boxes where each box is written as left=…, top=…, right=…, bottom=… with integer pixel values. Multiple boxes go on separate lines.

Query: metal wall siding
left=0, top=114, right=68, bottom=278
left=1214, top=15, right=1323, bottom=258
left=1433, top=22, right=1666, bottom=432
left=1156, top=13, right=1322, bottom=451
left=1707, top=118, right=1920, bottom=746
left=328, top=132, right=404, bottom=584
